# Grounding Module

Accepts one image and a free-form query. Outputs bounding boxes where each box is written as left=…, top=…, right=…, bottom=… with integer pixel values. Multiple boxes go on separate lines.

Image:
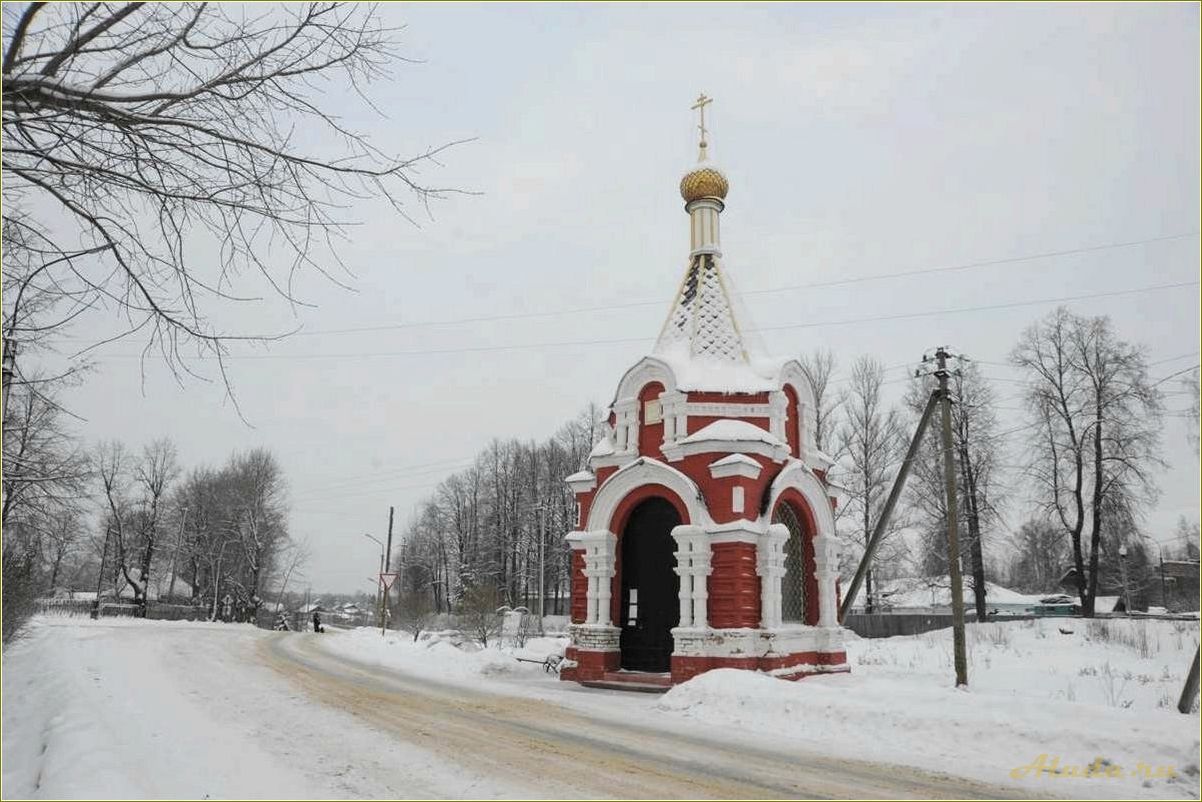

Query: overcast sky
left=40, top=2, right=1200, bottom=593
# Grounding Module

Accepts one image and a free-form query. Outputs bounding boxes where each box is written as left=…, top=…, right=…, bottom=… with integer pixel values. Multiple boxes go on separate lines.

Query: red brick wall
left=570, top=549, right=587, bottom=624
left=709, top=542, right=760, bottom=628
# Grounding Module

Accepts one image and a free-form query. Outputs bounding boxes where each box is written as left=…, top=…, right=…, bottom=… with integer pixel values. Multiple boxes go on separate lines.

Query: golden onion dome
left=680, top=165, right=729, bottom=203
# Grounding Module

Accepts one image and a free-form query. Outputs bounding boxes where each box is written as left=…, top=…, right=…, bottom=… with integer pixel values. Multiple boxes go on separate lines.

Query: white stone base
left=669, top=624, right=845, bottom=660
left=569, top=623, right=621, bottom=652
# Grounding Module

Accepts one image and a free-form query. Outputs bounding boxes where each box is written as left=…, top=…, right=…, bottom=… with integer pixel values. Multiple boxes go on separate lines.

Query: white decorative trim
left=705, top=519, right=766, bottom=544
left=664, top=438, right=789, bottom=462
left=768, top=390, right=789, bottom=442
left=732, top=486, right=744, bottom=513
left=584, top=458, right=711, bottom=532
left=683, top=402, right=773, bottom=418
left=765, top=460, right=837, bottom=535
left=564, top=470, right=596, bottom=493
left=613, top=398, right=639, bottom=455
left=660, top=390, right=687, bottom=446
left=774, top=360, right=821, bottom=467
left=709, top=453, right=762, bottom=480
left=588, top=452, right=632, bottom=471
left=756, top=523, right=789, bottom=629
left=671, top=525, right=711, bottom=629
left=669, top=626, right=845, bottom=660
left=611, top=356, right=678, bottom=409
left=765, top=460, right=842, bottom=629
left=566, top=530, right=617, bottom=625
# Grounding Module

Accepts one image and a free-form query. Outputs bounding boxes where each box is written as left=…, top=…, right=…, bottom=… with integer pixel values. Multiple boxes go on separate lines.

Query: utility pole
left=91, top=525, right=112, bottom=619
left=1118, top=543, right=1131, bottom=613
left=840, top=389, right=941, bottom=623
left=935, top=346, right=969, bottom=688
left=166, top=505, right=188, bottom=603
left=538, top=505, right=546, bottom=630
left=382, top=506, right=394, bottom=636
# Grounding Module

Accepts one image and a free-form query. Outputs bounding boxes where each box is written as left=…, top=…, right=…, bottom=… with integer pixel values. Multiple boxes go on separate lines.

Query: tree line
left=390, top=306, right=1200, bottom=624
left=2, top=386, right=297, bottom=640
left=393, top=406, right=601, bottom=618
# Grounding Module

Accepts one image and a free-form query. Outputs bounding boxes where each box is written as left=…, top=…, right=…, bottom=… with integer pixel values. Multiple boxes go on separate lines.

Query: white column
left=577, top=531, right=618, bottom=626
left=758, top=523, right=789, bottom=629
left=672, top=525, right=708, bottom=630
left=813, top=533, right=840, bottom=628
left=677, top=568, right=693, bottom=628
left=692, top=550, right=712, bottom=628
left=586, top=574, right=599, bottom=624
left=769, top=390, right=788, bottom=443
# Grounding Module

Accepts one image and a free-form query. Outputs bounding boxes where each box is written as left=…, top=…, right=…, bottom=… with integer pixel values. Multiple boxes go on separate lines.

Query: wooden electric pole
left=935, top=346, right=969, bottom=688
left=840, top=389, right=941, bottom=623
left=381, top=506, right=394, bottom=636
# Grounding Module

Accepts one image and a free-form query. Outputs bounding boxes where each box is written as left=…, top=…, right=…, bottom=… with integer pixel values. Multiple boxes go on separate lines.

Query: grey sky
left=46, top=2, right=1200, bottom=593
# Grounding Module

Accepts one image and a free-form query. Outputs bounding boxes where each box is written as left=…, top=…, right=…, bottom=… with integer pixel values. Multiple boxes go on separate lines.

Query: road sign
left=379, top=572, right=399, bottom=591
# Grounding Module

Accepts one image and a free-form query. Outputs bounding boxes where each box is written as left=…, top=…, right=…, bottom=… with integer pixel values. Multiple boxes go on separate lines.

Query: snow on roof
left=565, top=470, right=595, bottom=483
left=866, top=577, right=1043, bottom=609
left=588, top=435, right=616, bottom=458
left=679, top=419, right=784, bottom=446
left=654, top=342, right=784, bottom=393
left=709, top=453, right=761, bottom=469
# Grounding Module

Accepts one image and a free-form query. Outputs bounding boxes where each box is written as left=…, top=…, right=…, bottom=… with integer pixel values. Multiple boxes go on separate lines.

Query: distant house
left=1056, top=567, right=1124, bottom=600
left=1160, top=560, right=1201, bottom=612
left=856, top=576, right=1043, bottom=616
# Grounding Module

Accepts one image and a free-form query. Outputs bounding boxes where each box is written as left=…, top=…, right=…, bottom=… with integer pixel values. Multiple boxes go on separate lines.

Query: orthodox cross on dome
left=691, top=93, right=713, bottom=160
left=654, top=94, right=752, bottom=366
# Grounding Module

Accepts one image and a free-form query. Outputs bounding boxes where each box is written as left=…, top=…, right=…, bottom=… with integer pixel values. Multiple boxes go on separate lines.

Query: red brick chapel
left=560, top=97, right=849, bottom=690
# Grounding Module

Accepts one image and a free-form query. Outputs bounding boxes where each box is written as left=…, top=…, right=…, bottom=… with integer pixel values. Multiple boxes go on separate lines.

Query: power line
left=84, top=279, right=1200, bottom=362
left=755, top=280, right=1198, bottom=335
left=45, top=230, right=1200, bottom=343
left=253, top=230, right=1202, bottom=337
left=289, top=456, right=474, bottom=494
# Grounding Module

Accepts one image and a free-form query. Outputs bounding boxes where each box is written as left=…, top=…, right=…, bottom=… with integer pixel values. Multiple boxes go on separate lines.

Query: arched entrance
left=618, top=497, right=681, bottom=671
left=772, top=496, right=818, bottom=625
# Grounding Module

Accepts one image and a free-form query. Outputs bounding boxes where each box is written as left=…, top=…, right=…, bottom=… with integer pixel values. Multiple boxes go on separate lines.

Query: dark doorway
left=619, top=497, right=681, bottom=672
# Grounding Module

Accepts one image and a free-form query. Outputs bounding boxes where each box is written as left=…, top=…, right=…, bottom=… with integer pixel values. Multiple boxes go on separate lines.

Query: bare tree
left=799, top=348, right=838, bottom=453
left=1185, top=367, right=1200, bottom=456
left=129, top=438, right=179, bottom=610
left=40, top=508, right=84, bottom=590
left=458, top=584, right=501, bottom=648
left=271, top=536, right=310, bottom=617
left=2, top=3, right=463, bottom=397
left=903, top=361, right=1002, bottom=617
left=227, top=448, right=287, bottom=622
left=1005, top=518, right=1069, bottom=594
left=834, top=356, right=907, bottom=612
left=1011, top=307, right=1164, bottom=616
left=2, top=373, right=87, bottom=531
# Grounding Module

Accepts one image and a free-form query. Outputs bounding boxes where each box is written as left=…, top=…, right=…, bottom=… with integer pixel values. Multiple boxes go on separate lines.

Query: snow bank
left=2, top=618, right=315, bottom=799
left=326, top=628, right=568, bottom=685
left=657, top=619, right=1201, bottom=799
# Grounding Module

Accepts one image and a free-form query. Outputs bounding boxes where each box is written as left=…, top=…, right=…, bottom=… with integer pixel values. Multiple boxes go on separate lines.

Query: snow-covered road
left=4, top=618, right=1017, bottom=799
left=261, top=631, right=1017, bottom=799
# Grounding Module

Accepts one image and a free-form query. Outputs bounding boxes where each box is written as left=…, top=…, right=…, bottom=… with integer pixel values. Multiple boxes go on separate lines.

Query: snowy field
left=2, top=615, right=1199, bottom=799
